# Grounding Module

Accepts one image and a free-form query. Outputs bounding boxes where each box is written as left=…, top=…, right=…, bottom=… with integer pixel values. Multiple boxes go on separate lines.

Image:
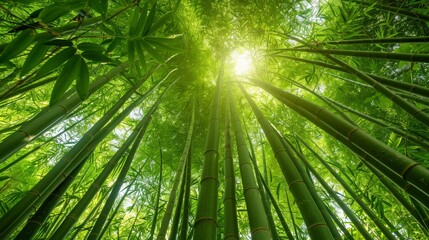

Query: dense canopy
left=1, top=0, right=429, bottom=239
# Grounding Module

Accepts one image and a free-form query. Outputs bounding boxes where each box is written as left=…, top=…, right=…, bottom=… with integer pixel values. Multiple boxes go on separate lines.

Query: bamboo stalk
left=324, top=36, right=429, bottom=45
left=274, top=55, right=429, bottom=98
left=223, top=99, right=240, bottom=240
left=49, top=85, right=169, bottom=239
left=254, top=80, right=429, bottom=196
left=169, top=155, right=186, bottom=240
left=240, top=84, right=334, bottom=240
left=0, top=75, right=164, bottom=238
left=259, top=174, right=295, bottom=240
left=179, top=143, right=192, bottom=240
left=193, top=64, right=223, bottom=240
left=288, top=136, right=397, bottom=239
left=157, top=101, right=195, bottom=240
left=230, top=90, right=272, bottom=239
left=151, top=146, right=163, bottom=240
left=276, top=48, right=429, bottom=63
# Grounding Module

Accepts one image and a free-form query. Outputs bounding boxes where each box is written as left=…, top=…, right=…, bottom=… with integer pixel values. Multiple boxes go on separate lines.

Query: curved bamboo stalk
left=88, top=120, right=155, bottom=239
left=0, top=75, right=164, bottom=238
left=349, top=0, right=429, bottom=22
left=180, top=144, right=192, bottom=240
left=276, top=48, right=429, bottom=63
left=324, top=204, right=354, bottom=240
left=157, top=101, right=195, bottom=240
left=193, top=64, right=223, bottom=240
left=151, top=146, right=163, bottom=240
left=244, top=121, right=280, bottom=239
left=169, top=156, right=186, bottom=240
left=273, top=55, right=429, bottom=98
left=259, top=174, right=295, bottom=240
left=230, top=90, right=272, bottom=239
left=48, top=85, right=170, bottom=239
left=254, top=80, right=429, bottom=196
left=287, top=136, right=397, bottom=239
left=0, top=62, right=134, bottom=163
left=324, top=36, right=429, bottom=45
left=223, top=99, right=240, bottom=240
left=325, top=97, right=429, bottom=149
left=239, top=85, right=335, bottom=240
left=274, top=132, right=341, bottom=239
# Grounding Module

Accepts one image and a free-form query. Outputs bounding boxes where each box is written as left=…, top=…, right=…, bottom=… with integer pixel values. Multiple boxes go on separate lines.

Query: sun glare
left=231, top=50, right=253, bottom=76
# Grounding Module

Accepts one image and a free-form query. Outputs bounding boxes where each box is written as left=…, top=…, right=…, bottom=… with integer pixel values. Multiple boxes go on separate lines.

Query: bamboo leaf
left=38, top=5, right=70, bottom=23
left=140, top=39, right=164, bottom=63
left=129, top=6, right=140, bottom=36
left=81, top=51, right=112, bottom=62
left=77, top=42, right=105, bottom=52
left=76, top=58, right=89, bottom=100
left=0, top=29, right=36, bottom=63
left=144, top=36, right=182, bottom=51
left=146, top=11, right=173, bottom=35
left=44, top=39, right=74, bottom=47
left=134, top=39, right=147, bottom=71
left=35, top=47, right=76, bottom=79
left=136, top=1, right=150, bottom=36
left=105, top=38, right=121, bottom=54
left=20, top=43, right=50, bottom=77
left=50, top=54, right=81, bottom=106
left=127, top=39, right=135, bottom=65
left=142, top=1, right=157, bottom=36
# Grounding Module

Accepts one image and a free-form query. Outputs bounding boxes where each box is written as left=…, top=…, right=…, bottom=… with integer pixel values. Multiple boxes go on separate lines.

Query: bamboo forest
left=2, top=0, right=429, bottom=239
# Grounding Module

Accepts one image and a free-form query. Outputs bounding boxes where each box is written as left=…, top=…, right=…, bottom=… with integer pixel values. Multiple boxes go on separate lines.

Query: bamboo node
left=288, top=179, right=304, bottom=189
left=243, top=186, right=259, bottom=195
left=57, top=104, right=69, bottom=113
left=346, top=127, right=360, bottom=141
left=251, top=227, right=270, bottom=235
left=200, top=176, right=219, bottom=184
left=403, top=183, right=411, bottom=192
left=308, top=222, right=328, bottom=232
left=194, top=217, right=217, bottom=226
left=401, top=163, right=420, bottom=180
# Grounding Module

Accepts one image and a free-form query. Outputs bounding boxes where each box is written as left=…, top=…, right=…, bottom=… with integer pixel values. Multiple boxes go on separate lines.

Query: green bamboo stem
left=254, top=80, right=429, bottom=196
left=48, top=88, right=167, bottom=240
left=98, top=180, right=138, bottom=240
left=240, top=85, right=334, bottom=240
left=324, top=97, right=429, bottom=149
left=169, top=156, right=186, bottom=240
left=276, top=48, right=429, bottom=63
left=193, top=64, right=223, bottom=240
left=275, top=133, right=341, bottom=240
left=264, top=84, right=429, bottom=209
left=151, top=146, right=163, bottom=240
left=70, top=186, right=112, bottom=240
left=270, top=73, right=356, bottom=124
left=0, top=76, right=57, bottom=101
left=259, top=174, right=295, bottom=240
left=289, top=137, right=397, bottom=239
left=324, top=204, right=354, bottom=240
left=411, top=198, right=429, bottom=234
left=14, top=159, right=87, bottom=240
left=285, top=186, right=299, bottom=238
left=244, top=121, right=280, bottom=240
left=223, top=100, right=240, bottom=240
left=324, top=36, right=429, bottom=45
left=180, top=144, right=192, bottom=240
left=0, top=62, right=134, bottom=163
left=157, top=101, right=195, bottom=240
left=0, top=75, right=163, bottom=238
left=87, top=114, right=154, bottom=240
left=349, top=0, right=429, bottom=22
left=275, top=55, right=429, bottom=98
left=230, top=90, right=272, bottom=239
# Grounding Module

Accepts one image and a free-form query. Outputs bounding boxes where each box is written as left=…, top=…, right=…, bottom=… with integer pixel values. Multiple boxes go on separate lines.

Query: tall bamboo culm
left=223, top=98, right=239, bottom=240
left=229, top=90, right=271, bottom=239
left=239, top=85, right=335, bottom=240
left=193, top=64, right=223, bottom=239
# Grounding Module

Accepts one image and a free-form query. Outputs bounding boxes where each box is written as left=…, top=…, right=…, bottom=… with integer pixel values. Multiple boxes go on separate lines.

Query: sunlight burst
left=231, top=50, right=253, bottom=76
